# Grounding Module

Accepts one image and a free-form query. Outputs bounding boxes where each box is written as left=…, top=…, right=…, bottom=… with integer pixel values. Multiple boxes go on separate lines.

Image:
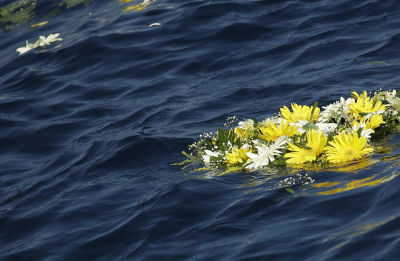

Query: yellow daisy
left=351, top=90, right=368, bottom=100
left=284, top=130, right=327, bottom=164
left=347, top=91, right=386, bottom=119
left=365, top=114, right=385, bottom=129
left=225, top=147, right=250, bottom=167
left=280, top=103, right=321, bottom=123
left=259, top=119, right=298, bottom=142
left=234, top=126, right=251, bottom=140
left=351, top=114, right=385, bottom=130
left=325, top=132, right=374, bottom=163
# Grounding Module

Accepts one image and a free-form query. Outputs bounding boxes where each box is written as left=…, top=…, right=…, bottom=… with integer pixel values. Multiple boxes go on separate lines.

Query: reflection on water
left=1, top=0, right=156, bottom=33
left=314, top=174, right=399, bottom=195
left=288, top=158, right=378, bottom=174
left=186, top=154, right=400, bottom=198
left=324, top=158, right=378, bottom=173
left=0, top=0, right=36, bottom=32
left=325, top=216, right=396, bottom=250
left=120, top=0, right=154, bottom=12
left=59, top=0, right=94, bottom=9
left=30, top=21, right=48, bottom=28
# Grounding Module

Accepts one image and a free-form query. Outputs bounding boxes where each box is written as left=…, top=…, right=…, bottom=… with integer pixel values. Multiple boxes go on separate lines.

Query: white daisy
left=245, top=136, right=287, bottom=169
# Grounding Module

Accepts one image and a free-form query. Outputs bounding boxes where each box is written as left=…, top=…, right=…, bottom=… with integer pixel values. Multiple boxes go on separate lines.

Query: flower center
left=343, top=148, right=356, bottom=159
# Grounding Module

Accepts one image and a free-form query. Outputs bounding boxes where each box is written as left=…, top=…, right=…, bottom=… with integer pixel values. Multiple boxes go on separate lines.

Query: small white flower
left=238, top=119, right=254, bottom=130
left=319, top=97, right=355, bottom=122
left=260, top=116, right=282, bottom=126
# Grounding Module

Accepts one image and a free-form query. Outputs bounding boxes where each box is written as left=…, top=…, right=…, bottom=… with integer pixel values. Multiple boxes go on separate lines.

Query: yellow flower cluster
left=181, top=90, right=399, bottom=172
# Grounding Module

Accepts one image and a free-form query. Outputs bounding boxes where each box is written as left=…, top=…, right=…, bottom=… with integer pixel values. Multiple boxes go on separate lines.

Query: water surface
left=1, top=0, right=400, bottom=260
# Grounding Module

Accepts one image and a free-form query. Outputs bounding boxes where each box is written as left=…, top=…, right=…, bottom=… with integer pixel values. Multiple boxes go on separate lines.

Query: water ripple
left=2, top=0, right=400, bottom=260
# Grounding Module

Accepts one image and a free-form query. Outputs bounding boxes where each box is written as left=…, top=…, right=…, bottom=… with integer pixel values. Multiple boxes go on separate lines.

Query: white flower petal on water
left=17, top=34, right=62, bottom=55
left=149, top=23, right=161, bottom=27
left=16, top=41, right=36, bottom=55
left=16, top=46, right=32, bottom=55
left=36, top=33, right=62, bottom=46
left=36, top=36, right=47, bottom=47
left=45, top=33, right=62, bottom=43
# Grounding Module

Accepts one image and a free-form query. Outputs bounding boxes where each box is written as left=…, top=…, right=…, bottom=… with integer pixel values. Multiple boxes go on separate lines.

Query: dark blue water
left=2, top=0, right=400, bottom=260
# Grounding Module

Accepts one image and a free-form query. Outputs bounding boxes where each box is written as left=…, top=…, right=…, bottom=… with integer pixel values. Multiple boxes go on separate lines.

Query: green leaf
left=396, top=90, right=400, bottom=98
left=286, top=188, right=295, bottom=194
left=303, top=122, right=319, bottom=132
left=300, top=131, right=307, bottom=141
left=218, top=127, right=228, bottom=144
left=356, top=127, right=363, bottom=137
left=234, top=137, right=241, bottom=148
left=228, top=130, right=236, bottom=143
left=358, top=113, right=368, bottom=118
left=309, top=101, right=318, bottom=122
left=253, top=117, right=259, bottom=127
left=298, top=142, right=312, bottom=150
left=327, top=132, right=335, bottom=142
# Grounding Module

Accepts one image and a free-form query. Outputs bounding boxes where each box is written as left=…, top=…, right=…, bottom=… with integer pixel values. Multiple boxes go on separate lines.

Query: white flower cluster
left=375, top=89, right=400, bottom=121
left=259, top=114, right=282, bottom=126
left=17, top=33, right=62, bottom=55
left=319, top=97, right=355, bottom=123
left=224, top=116, right=238, bottom=127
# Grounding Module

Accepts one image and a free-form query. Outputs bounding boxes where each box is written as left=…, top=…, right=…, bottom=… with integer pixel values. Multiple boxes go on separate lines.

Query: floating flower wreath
left=175, top=90, right=400, bottom=175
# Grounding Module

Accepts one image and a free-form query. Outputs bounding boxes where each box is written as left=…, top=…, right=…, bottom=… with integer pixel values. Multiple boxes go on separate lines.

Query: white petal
left=202, top=155, right=211, bottom=163
left=16, top=46, right=32, bottom=54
